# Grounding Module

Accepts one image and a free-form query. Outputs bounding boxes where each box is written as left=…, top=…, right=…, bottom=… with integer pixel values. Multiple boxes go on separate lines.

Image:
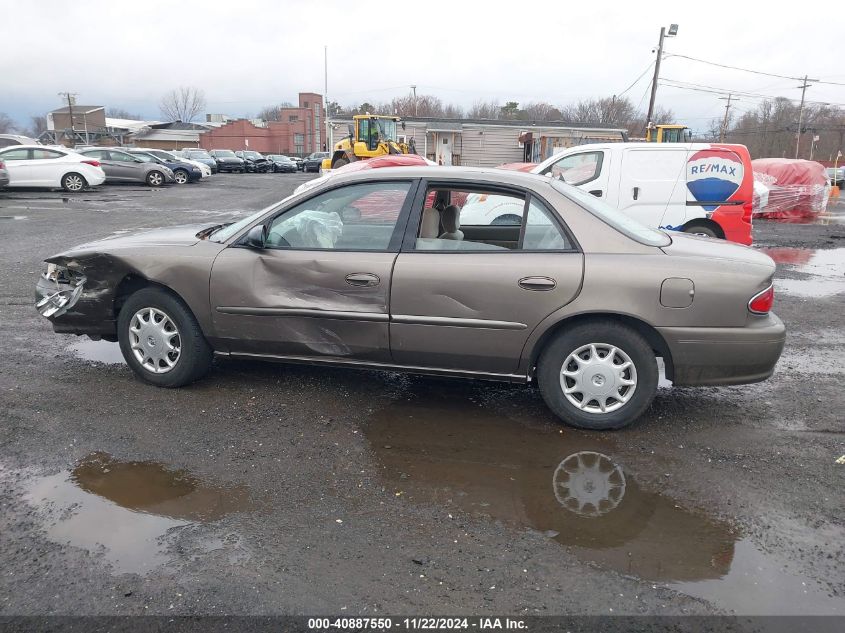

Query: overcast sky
left=2, top=0, right=844, bottom=133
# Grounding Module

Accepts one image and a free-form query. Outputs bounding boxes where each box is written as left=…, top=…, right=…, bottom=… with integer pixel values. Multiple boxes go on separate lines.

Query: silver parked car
left=77, top=148, right=174, bottom=186
left=35, top=167, right=785, bottom=429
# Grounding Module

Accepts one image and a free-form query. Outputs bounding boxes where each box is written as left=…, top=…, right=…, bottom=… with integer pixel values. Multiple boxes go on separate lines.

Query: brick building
left=200, top=92, right=324, bottom=156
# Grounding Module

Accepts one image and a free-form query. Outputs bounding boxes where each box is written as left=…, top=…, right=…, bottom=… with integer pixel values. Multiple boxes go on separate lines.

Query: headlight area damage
left=35, top=263, right=87, bottom=318
left=34, top=253, right=129, bottom=339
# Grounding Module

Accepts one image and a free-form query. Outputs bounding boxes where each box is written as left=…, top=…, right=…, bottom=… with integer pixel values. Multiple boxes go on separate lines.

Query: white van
left=524, top=143, right=754, bottom=245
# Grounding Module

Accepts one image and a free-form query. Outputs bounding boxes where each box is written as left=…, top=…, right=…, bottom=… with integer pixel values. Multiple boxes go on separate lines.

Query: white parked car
left=0, top=145, right=106, bottom=192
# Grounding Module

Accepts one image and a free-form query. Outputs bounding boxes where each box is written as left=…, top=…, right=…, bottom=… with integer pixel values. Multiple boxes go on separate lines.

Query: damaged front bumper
left=35, top=263, right=87, bottom=318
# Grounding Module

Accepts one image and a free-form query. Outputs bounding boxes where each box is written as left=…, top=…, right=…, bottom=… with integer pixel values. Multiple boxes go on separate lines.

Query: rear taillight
left=0, top=161, right=4, bottom=169
left=748, top=285, right=774, bottom=314
left=82, top=159, right=100, bottom=167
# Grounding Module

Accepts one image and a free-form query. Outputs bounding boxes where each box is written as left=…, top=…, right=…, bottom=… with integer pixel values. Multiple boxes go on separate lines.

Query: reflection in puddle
left=67, top=339, right=125, bottom=365
left=23, top=452, right=251, bottom=575
left=363, top=389, right=843, bottom=614
left=760, top=247, right=845, bottom=297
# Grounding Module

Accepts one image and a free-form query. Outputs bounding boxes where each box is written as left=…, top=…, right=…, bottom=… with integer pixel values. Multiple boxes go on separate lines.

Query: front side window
left=110, top=151, right=136, bottom=163
left=265, top=181, right=412, bottom=251
left=414, top=187, right=572, bottom=252
left=542, top=151, right=603, bottom=185
left=131, top=153, right=155, bottom=163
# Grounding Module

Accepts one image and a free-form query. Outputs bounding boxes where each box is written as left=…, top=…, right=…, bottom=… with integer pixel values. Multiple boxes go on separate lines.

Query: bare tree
left=27, top=115, right=47, bottom=138
left=521, top=101, right=563, bottom=121
left=159, top=87, right=206, bottom=122
left=257, top=102, right=295, bottom=121
left=106, top=107, right=141, bottom=120
left=467, top=100, right=500, bottom=119
left=0, top=112, right=15, bottom=134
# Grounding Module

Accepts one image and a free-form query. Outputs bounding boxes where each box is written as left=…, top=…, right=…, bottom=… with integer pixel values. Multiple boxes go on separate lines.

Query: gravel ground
left=0, top=174, right=843, bottom=618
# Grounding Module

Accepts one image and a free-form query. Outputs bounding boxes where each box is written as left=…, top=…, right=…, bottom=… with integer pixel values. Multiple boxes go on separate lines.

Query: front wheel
left=117, top=287, right=213, bottom=387
left=537, top=321, right=658, bottom=430
left=61, top=172, right=87, bottom=192
left=146, top=170, right=165, bottom=187
left=173, top=169, right=189, bottom=184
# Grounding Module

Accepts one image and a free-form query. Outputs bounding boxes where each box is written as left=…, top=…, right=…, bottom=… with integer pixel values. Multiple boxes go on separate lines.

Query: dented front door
left=209, top=248, right=396, bottom=360
left=208, top=179, right=416, bottom=361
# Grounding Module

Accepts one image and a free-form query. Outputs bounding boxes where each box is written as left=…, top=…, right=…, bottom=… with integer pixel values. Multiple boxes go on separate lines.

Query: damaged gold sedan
left=36, top=167, right=785, bottom=429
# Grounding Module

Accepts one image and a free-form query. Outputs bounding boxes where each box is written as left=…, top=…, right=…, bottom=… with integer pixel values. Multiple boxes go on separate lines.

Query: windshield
left=550, top=179, right=670, bottom=247
left=187, top=150, right=211, bottom=158
left=209, top=193, right=298, bottom=243
left=214, top=150, right=235, bottom=157
left=374, top=118, right=397, bottom=141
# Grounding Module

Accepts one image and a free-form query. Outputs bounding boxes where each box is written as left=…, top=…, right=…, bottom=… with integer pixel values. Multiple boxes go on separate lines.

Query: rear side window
left=413, top=186, right=573, bottom=252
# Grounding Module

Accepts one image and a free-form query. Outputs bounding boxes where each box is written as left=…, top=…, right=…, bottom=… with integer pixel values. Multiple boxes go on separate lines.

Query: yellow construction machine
left=646, top=124, right=692, bottom=143
left=322, top=114, right=411, bottom=170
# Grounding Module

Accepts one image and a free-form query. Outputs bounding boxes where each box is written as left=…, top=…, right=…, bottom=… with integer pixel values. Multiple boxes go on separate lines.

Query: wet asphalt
left=0, top=173, right=843, bottom=617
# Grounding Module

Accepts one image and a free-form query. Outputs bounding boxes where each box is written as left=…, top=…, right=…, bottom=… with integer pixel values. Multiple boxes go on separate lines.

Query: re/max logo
left=690, top=163, right=737, bottom=176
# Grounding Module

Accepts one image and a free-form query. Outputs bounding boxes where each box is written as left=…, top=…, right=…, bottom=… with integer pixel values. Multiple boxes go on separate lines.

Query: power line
left=664, top=52, right=845, bottom=87
left=660, top=78, right=845, bottom=107
left=617, top=61, right=655, bottom=97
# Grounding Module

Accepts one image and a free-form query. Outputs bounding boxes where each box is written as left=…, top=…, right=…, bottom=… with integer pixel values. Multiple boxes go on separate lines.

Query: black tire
left=332, top=157, right=349, bottom=169
left=537, top=321, right=658, bottom=430
left=173, top=169, right=189, bottom=184
left=682, top=222, right=719, bottom=238
left=146, top=170, right=165, bottom=187
left=117, top=287, right=213, bottom=388
left=61, top=172, right=87, bottom=192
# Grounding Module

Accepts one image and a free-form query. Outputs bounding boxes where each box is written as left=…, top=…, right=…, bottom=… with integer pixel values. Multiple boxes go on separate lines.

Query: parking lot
left=0, top=173, right=843, bottom=616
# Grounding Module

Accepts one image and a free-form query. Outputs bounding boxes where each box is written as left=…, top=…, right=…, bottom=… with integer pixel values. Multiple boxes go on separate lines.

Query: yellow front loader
left=322, top=114, right=411, bottom=171
left=646, top=124, right=691, bottom=143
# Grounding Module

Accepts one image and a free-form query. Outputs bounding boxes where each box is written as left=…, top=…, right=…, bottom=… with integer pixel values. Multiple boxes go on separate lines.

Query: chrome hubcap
left=560, top=343, right=637, bottom=414
left=149, top=173, right=163, bottom=186
left=66, top=175, right=83, bottom=191
left=129, top=307, right=181, bottom=374
left=553, top=451, right=626, bottom=517
left=175, top=172, right=187, bottom=183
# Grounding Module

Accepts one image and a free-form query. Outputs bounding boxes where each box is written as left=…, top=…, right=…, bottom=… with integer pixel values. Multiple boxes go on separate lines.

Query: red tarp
left=751, top=158, right=830, bottom=219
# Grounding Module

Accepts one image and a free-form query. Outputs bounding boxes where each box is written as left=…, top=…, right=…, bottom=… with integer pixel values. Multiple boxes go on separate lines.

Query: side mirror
left=244, top=224, right=266, bottom=249
left=347, top=124, right=354, bottom=138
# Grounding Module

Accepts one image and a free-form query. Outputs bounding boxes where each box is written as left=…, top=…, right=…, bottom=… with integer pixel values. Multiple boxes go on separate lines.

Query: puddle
left=0, top=215, right=27, bottom=220
left=67, top=339, right=125, bottom=365
left=759, top=247, right=845, bottom=297
left=22, top=452, right=251, bottom=575
left=363, top=389, right=843, bottom=614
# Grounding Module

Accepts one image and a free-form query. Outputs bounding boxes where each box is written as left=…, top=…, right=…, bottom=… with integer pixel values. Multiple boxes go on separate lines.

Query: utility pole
left=794, top=75, right=817, bottom=158
left=646, top=24, right=678, bottom=137
left=324, top=45, right=329, bottom=152
left=58, top=91, right=78, bottom=144
left=411, top=85, right=417, bottom=117
left=718, top=94, right=738, bottom=142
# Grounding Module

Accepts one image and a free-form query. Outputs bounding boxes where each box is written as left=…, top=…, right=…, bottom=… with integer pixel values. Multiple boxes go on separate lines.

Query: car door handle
left=518, top=276, right=556, bottom=291
left=345, top=272, right=380, bottom=287
left=589, top=189, right=603, bottom=197
left=633, top=186, right=640, bottom=200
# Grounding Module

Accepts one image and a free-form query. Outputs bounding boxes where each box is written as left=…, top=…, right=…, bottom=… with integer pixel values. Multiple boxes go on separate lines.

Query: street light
left=646, top=24, right=679, bottom=136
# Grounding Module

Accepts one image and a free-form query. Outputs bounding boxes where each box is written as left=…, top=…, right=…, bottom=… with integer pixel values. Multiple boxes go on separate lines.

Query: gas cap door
left=660, top=278, right=695, bottom=308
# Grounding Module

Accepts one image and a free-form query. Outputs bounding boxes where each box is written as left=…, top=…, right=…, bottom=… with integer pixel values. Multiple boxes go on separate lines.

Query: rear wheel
left=61, top=172, right=87, bottom=192
left=146, top=170, right=165, bottom=187
left=173, top=169, right=189, bottom=184
left=682, top=222, right=720, bottom=238
left=537, top=321, right=658, bottom=430
left=117, top=287, right=213, bottom=387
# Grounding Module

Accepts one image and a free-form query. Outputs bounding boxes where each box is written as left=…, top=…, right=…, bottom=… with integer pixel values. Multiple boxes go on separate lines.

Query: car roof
left=0, top=144, right=68, bottom=151
left=323, top=165, right=551, bottom=189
